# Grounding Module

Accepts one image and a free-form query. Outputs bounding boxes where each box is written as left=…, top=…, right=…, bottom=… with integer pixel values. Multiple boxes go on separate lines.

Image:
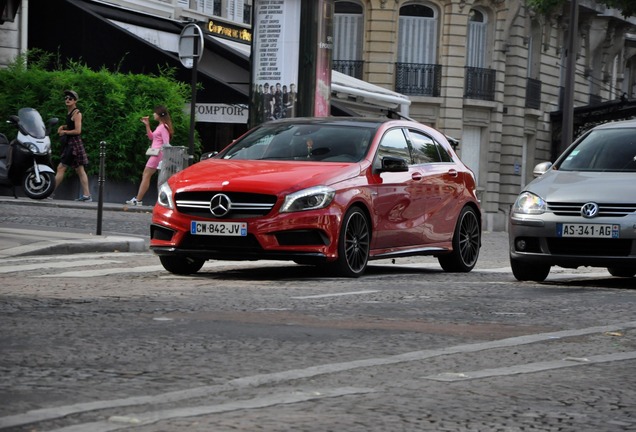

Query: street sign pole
left=178, top=24, right=204, bottom=165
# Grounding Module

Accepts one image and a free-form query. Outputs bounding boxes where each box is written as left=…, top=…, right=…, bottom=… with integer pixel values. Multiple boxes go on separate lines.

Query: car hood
left=169, top=159, right=363, bottom=195
left=525, top=170, right=636, bottom=202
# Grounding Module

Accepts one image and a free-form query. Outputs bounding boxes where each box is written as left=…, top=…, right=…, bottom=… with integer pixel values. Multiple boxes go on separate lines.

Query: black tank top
left=66, top=108, right=79, bottom=136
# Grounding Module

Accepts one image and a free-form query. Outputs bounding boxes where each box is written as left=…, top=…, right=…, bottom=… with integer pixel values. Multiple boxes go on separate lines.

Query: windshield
left=219, top=123, right=374, bottom=162
left=18, top=108, right=46, bottom=139
left=558, top=128, right=636, bottom=172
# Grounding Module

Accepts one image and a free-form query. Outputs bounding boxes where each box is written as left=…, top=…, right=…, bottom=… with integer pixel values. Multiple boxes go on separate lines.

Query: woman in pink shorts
left=126, top=105, right=173, bottom=206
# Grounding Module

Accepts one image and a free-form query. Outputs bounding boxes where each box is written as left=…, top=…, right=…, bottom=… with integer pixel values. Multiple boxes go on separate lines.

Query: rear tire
left=607, top=267, right=636, bottom=278
left=438, top=206, right=480, bottom=272
left=329, top=207, right=370, bottom=278
left=159, top=256, right=205, bottom=275
left=510, top=258, right=550, bottom=281
left=23, top=171, right=55, bottom=199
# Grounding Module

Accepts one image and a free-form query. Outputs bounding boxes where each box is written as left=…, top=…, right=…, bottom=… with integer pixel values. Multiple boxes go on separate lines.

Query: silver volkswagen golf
left=509, top=119, right=636, bottom=281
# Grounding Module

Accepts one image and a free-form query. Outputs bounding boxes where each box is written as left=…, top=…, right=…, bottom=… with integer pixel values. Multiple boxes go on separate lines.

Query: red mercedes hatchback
left=150, top=117, right=481, bottom=277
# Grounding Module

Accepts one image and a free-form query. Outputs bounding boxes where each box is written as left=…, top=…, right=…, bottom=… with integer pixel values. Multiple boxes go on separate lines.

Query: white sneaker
left=125, top=197, right=142, bottom=206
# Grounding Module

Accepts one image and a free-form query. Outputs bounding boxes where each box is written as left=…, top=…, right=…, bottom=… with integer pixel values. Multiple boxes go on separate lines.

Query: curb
left=0, top=235, right=147, bottom=258
left=0, top=196, right=154, bottom=213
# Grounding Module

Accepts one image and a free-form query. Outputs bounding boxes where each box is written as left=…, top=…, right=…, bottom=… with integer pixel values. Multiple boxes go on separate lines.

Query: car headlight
left=280, top=186, right=335, bottom=213
left=157, top=182, right=174, bottom=209
left=512, top=191, right=546, bottom=215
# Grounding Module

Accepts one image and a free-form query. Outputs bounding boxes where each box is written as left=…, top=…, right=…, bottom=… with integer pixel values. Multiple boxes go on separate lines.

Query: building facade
left=332, top=0, right=636, bottom=230
left=2, top=0, right=636, bottom=230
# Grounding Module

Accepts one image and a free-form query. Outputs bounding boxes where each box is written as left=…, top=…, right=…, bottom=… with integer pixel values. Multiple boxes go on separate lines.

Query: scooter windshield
left=18, top=108, right=47, bottom=139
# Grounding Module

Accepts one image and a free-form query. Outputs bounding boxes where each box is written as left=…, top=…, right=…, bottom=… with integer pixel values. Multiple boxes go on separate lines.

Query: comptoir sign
left=188, top=104, right=249, bottom=123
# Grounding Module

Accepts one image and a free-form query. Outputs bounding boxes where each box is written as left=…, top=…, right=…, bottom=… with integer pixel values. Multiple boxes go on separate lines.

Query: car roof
left=592, top=119, right=636, bottom=130
left=261, top=116, right=417, bottom=129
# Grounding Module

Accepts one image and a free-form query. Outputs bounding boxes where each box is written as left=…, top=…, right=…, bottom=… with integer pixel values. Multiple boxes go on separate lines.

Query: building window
left=395, top=3, right=440, bottom=96
left=243, top=3, right=251, bottom=24
left=398, top=4, right=437, bottom=66
left=466, top=9, right=487, bottom=68
left=525, top=19, right=542, bottom=109
left=465, top=8, right=495, bottom=101
left=333, top=1, right=364, bottom=79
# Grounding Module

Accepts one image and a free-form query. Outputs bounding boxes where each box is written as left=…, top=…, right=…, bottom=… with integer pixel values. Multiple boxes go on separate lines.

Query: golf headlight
left=157, top=182, right=174, bottom=209
left=280, top=186, right=335, bottom=213
left=512, top=192, right=546, bottom=215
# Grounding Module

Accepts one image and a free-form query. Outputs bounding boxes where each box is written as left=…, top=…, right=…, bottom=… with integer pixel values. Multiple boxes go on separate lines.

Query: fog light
left=516, top=239, right=527, bottom=251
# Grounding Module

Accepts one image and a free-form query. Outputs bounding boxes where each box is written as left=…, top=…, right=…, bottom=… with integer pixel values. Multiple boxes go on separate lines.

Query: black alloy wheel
left=438, top=206, right=481, bottom=272
left=332, top=207, right=370, bottom=278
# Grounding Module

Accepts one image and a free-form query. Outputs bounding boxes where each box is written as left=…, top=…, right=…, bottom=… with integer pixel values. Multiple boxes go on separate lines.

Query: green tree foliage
left=526, top=0, right=636, bottom=17
left=0, top=50, right=199, bottom=183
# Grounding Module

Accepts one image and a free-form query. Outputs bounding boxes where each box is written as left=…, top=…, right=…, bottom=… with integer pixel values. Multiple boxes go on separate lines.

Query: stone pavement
left=0, top=196, right=148, bottom=258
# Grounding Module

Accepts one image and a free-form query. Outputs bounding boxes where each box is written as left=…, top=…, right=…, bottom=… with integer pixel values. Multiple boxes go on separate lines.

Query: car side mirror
left=200, top=151, right=218, bottom=161
left=380, top=156, right=409, bottom=172
left=533, top=161, right=552, bottom=177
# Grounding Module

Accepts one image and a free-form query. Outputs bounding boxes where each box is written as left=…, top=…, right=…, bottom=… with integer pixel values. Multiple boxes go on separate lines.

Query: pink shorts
left=146, top=153, right=163, bottom=169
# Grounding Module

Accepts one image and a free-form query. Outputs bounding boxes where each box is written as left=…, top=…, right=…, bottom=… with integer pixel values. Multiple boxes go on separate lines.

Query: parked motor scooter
left=0, top=108, right=58, bottom=199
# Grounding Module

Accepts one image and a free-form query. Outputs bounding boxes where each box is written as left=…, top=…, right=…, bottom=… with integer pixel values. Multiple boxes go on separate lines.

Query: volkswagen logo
left=210, top=194, right=232, bottom=217
left=580, top=202, right=599, bottom=218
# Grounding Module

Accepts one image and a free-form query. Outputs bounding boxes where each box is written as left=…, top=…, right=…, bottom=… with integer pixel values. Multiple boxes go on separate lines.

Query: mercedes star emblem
left=210, top=193, right=232, bottom=217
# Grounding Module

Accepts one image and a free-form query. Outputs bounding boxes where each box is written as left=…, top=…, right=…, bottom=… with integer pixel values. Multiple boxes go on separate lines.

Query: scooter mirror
left=7, top=115, right=19, bottom=125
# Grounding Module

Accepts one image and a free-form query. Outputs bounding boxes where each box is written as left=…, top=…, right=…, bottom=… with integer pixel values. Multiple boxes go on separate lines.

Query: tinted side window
left=437, top=141, right=453, bottom=162
left=377, top=128, right=412, bottom=163
left=408, top=130, right=442, bottom=164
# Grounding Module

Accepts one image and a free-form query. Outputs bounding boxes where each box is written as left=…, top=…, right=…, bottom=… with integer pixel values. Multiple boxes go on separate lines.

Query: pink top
left=149, top=123, right=170, bottom=149
left=145, top=123, right=170, bottom=169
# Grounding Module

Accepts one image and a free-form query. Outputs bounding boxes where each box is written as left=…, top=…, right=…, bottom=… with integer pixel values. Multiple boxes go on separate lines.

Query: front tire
left=438, top=206, right=480, bottom=272
left=159, top=256, right=205, bottom=275
left=607, top=267, right=636, bottom=278
left=510, top=258, right=550, bottom=282
left=23, top=171, right=55, bottom=199
left=329, top=207, right=370, bottom=278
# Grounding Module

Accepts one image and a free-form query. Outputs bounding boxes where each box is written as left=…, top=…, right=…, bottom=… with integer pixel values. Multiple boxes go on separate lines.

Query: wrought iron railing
left=333, top=60, right=364, bottom=80
left=525, top=77, right=542, bottom=109
left=464, top=66, right=496, bottom=101
left=395, top=63, right=441, bottom=96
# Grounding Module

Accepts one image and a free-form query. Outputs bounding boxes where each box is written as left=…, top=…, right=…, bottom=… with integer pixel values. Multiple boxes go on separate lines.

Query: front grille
left=548, top=202, right=636, bottom=217
left=179, top=233, right=263, bottom=252
left=175, top=191, right=277, bottom=219
left=547, top=238, right=632, bottom=256
left=275, top=230, right=329, bottom=246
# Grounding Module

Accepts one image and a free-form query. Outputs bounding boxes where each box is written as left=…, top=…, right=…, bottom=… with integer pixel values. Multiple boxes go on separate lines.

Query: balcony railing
left=589, top=94, right=602, bottom=105
left=395, top=63, right=441, bottom=96
left=464, top=66, right=496, bottom=101
left=525, top=77, right=541, bottom=109
left=333, top=60, right=364, bottom=80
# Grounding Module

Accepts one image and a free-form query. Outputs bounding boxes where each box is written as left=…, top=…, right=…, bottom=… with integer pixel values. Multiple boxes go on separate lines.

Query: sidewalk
left=0, top=196, right=149, bottom=258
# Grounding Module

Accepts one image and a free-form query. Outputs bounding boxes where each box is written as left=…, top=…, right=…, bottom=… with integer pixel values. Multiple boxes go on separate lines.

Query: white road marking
left=292, top=290, right=380, bottom=299
left=48, top=387, right=376, bottom=432
left=424, top=351, right=636, bottom=382
left=2, top=321, right=635, bottom=430
left=0, top=259, right=123, bottom=274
